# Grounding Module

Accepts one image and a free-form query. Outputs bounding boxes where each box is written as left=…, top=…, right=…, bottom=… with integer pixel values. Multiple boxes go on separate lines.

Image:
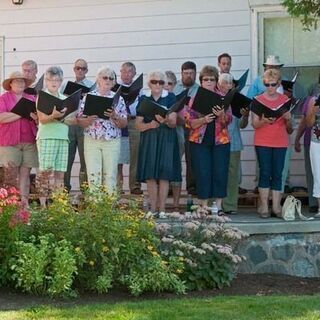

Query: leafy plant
left=282, top=0, right=320, bottom=30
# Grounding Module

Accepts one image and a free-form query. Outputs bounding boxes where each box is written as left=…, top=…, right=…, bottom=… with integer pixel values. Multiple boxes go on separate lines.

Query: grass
left=1, top=295, right=320, bottom=320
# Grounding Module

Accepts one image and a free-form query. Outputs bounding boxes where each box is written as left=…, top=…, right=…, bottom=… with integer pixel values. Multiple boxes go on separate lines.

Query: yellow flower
left=75, top=247, right=81, bottom=253
left=102, top=246, right=109, bottom=253
left=89, top=260, right=95, bottom=266
left=176, top=269, right=183, bottom=274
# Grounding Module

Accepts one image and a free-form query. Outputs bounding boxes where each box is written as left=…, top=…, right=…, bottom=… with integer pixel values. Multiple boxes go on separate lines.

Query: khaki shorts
left=0, top=143, right=38, bottom=168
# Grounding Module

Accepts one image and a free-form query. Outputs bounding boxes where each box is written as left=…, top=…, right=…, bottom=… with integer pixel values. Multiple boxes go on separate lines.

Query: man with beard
left=173, top=61, right=199, bottom=196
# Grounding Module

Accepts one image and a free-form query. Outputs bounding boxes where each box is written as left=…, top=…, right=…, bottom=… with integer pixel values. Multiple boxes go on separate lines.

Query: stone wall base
left=236, top=233, right=320, bottom=277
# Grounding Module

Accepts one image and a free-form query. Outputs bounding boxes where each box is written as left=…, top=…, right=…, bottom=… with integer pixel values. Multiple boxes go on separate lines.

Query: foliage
left=0, top=187, right=30, bottom=285
left=10, top=234, right=77, bottom=297
left=0, top=188, right=186, bottom=297
left=156, top=206, right=247, bottom=290
left=282, top=0, right=320, bottom=30
left=0, top=186, right=246, bottom=298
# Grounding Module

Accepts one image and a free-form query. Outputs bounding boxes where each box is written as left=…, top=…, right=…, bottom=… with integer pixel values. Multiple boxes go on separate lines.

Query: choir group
left=1, top=53, right=320, bottom=219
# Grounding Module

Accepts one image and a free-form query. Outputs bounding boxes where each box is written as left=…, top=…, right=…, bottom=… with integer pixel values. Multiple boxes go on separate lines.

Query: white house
left=0, top=0, right=319, bottom=191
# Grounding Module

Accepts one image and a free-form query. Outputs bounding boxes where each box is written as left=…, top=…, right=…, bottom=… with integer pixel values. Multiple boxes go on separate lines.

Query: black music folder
left=37, top=89, right=81, bottom=119
left=192, top=87, right=236, bottom=115
left=233, top=69, right=249, bottom=92
left=119, top=73, right=143, bottom=105
left=250, top=98, right=292, bottom=118
left=82, top=90, right=121, bottom=120
left=137, top=94, right=187, bottom=120
left=11, top=98, right=36, bottom=120
left=175, top=88, right=190, bottom=106
left=24, top=74, right=44, bottom=95
left=230, top=92, right=252, bottom=118
left=281, top=72, right=298, bottom=92
left=63, top=81, right=95, bottom=96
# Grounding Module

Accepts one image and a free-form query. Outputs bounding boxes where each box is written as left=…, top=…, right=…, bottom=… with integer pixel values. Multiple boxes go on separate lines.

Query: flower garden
left=0, top=186, right=247, bottom=298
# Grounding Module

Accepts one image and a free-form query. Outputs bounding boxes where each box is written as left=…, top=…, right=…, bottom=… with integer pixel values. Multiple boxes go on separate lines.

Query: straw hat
left=2, top=71, right=33, bottom=91
left=263, top=55, right=284, bottom=67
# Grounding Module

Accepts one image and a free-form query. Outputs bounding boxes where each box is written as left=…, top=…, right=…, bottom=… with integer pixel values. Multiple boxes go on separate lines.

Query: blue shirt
left=228, top=116, right=243, bottom=152
left=173, top=81, right=199, bottom=98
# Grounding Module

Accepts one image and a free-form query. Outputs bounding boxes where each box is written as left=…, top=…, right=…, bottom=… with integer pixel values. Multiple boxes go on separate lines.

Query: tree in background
left=282, top=0, right=320, bottom=30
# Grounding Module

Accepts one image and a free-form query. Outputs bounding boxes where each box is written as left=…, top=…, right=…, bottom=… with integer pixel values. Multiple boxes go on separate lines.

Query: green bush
left=0, top=187, right=246, bottom=297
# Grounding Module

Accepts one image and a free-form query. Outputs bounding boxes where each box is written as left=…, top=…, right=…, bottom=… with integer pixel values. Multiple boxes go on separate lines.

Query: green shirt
left=36, top=90, right=69, bottom=140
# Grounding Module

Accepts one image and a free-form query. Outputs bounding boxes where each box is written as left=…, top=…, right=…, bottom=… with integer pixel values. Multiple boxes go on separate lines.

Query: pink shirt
left=0, top=91, right=37, bottom=146
left=254, top=93, right=290, bottom=148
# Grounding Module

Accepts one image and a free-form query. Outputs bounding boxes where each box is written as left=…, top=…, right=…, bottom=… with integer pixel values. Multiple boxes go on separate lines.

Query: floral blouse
left=78, top=90, right=127, bottom=140
left=184, top=88, right=232, bottom=145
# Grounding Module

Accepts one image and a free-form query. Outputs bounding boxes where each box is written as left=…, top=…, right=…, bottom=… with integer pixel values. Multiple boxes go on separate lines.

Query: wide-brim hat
left=263, top=55, right=284, bottom=67
left=2, top=71, right=33, bottom=91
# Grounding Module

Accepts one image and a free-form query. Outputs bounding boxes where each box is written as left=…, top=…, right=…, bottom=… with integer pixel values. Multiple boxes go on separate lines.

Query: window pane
left=264, top=17, right=293, bottom=65
left=293, top=19, right=320, bottom=65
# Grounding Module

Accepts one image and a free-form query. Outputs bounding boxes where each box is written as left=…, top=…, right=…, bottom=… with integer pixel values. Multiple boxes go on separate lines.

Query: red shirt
left=254, top=93, right=290, bottom=148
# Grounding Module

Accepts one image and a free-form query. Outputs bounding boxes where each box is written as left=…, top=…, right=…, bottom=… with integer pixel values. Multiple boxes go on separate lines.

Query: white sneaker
left=145, top=211, right=156, bottom=219
left=158, top=211, right=167, bottom=219
left=314, top=211, right=320, bottom=218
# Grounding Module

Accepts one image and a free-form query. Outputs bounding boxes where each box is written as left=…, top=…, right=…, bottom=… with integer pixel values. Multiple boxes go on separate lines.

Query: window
left=264, top=16, right=320, bottom=98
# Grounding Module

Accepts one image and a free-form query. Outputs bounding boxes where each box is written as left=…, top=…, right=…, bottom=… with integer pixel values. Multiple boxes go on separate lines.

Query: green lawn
left=1, top=295, right=320, bottom=320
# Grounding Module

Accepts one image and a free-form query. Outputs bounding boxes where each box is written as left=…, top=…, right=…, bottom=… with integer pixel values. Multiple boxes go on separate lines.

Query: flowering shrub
left=0, top=187, right=246, bottom=297
left=8, top=188, right=185, bottom=297
left=0, top=187, right=30, bottom=284
left=156, top=205, right=247, bottom=290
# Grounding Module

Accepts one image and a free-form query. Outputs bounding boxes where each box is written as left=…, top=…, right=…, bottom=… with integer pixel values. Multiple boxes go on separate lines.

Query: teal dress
left=136, top=92, right=182, bottom=182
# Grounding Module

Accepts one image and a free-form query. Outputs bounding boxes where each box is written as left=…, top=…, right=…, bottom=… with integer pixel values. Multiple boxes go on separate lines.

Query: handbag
left=281, top=195, right=313, bottom=221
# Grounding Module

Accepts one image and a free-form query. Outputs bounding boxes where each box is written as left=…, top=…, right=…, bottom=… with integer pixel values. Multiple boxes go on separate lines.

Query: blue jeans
left=190, top=142, right=230, bottom=199
left=255, top=146, right=287, bottom=191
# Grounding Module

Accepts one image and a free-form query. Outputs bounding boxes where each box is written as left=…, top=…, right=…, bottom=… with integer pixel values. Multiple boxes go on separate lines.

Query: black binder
left=82, top=90, right=121, bottom=120
left=37, top=89, right=81, bottom=119
left=11, top=98, right=36, bottom=120
left=24, top=74, right=44, bottom=95
left=137, top=94, right=187, bottom=120
left=233, top=69, right=249, bottom=92
left=192, top=87, right=236, bottom=115
left=250, top=98, right=292, bottom=118
left=230, top=92, right=252, bottom=118
left=119, top=73, right=143, bottom=105
left=63, top=81, right=95, bottom=96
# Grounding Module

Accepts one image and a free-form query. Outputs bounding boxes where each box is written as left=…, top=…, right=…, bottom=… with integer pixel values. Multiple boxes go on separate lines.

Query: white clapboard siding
left=0, top=0, right=306, bottom=191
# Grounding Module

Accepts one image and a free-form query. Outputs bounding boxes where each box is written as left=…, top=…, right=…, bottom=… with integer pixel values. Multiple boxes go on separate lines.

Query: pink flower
left=9, top=209, right=30, bottom=228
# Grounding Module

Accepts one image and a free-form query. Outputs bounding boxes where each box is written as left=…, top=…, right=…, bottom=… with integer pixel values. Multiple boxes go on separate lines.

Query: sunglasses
left=202, top=77, right=216, bottom=82
left=102, top=76, right=115, bottom=81
left=264, top=82, right=278, bottom=87
left=75, top=66, right=87, bottom=71
left=150, top=79, right=165, bottom=85
left=167, top=82, right=174, bottom=86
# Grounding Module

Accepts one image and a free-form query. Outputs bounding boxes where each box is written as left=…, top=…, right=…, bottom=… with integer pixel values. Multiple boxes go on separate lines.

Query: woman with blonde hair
left=252, top=68, right=292, bottom=218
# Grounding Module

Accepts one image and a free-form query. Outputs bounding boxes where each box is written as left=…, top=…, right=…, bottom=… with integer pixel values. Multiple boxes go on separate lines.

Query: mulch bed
left=1, top=274, right=320, bottom=311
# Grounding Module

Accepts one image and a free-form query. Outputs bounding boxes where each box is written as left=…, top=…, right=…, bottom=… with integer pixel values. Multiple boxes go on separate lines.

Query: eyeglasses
left=150, top=79, right=165, bottom=85
left=102, top=76, right=115, bottom=81
left=202, top=77, right=216, bottom=82
left=167, top=82, right=174, bottom=86
left=75, top=66, right=87, bottom=71
left=264, top=82, right=278, bottom=87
